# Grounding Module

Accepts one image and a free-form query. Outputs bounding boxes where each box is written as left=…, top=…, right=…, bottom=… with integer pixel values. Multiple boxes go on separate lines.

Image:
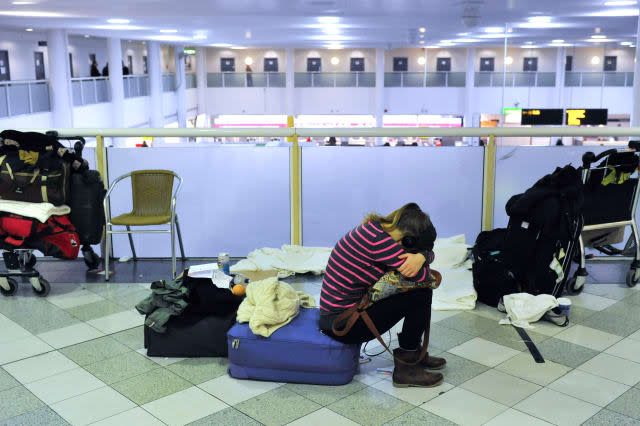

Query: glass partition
left=301, top=146, right=484, bottom=246
left=106, top=146, right=290, bottom=257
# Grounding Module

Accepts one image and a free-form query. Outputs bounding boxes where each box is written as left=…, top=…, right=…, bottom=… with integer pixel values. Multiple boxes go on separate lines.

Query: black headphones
left=401, top=230, right=435, bottom=251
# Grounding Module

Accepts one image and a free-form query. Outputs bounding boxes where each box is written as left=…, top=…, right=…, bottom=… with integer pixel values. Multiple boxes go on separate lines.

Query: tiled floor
left=1, top=261, right=640, bottom=425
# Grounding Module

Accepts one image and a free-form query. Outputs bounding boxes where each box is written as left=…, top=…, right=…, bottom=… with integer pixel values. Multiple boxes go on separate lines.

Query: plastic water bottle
left=218, top=253, right=230, bottom=275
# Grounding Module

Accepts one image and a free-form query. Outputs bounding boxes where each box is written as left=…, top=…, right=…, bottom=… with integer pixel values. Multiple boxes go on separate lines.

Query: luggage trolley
left=0, top=133, right=90, bottom=298
left=567, top=141, right=640, bottom=294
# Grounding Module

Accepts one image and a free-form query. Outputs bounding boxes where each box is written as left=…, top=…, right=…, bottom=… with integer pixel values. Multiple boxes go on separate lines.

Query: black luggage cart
left=567, top=141, right=640, bottom=293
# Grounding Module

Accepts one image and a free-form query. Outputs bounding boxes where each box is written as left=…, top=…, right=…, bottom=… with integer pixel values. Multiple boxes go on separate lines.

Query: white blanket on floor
left=431, top=235, right=477, bottom=311
left=231, top=245, right=333, bottom=278
left=0, top=200, right=70, bottom=223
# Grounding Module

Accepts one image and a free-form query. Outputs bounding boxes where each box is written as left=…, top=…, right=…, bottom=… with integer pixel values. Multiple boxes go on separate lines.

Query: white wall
left=207, top=48, right=286, bottom=72
left=568, top=46, right=635, bottom=72
left=563, top=86, right=633, bottom=114
left=0, top=111, right=51, bottom=128
left=163, top=91, right=178, bottom=119
left=161, top=45, right=175, bottom=73
left=385, top=48, right=467, bottom=72
left=68, top=36, right=107, bottom=78
left=121, top=40, right=147, bottom=75
left=206, top=88, right=286, bottom=114
left=385, top=87, right=466, bottom=114
left=0, top=31, right=49, bottom=81
left=476, top=47, right=556, bottom=72
left=295, top=48, right=376, bottom=73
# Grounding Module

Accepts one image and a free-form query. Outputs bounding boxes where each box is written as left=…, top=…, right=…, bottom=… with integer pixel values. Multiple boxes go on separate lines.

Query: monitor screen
left=521, top=109, right=564, bottom=125
left=565, top=109, right=608, bottom=126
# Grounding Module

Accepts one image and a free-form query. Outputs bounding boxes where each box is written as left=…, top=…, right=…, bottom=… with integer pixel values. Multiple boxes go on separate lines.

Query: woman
left=319, top=203, right=445, bottom=388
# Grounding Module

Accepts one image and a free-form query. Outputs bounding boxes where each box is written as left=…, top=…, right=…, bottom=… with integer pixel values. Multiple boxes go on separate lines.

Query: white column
left=195, top=46, right=208, bottom=122
left=464, top=47, right=475, bottom=128
left=632, top=17, right=640, bottom=126
left=285, top=47, right=295, bottom=116
left=47, top=29, right=73, bottom=128
left=148, top=41, right=163, bottom=128
left=175, top=45, right=187, bottom=128
left=375, top=47, right=385, bottom=144
left=107, top=38, right=125, bottom=130
left=555, top=46, right=566, bottom=108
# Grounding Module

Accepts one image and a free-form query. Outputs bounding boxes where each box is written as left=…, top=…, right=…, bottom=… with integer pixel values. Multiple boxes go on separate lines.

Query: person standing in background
left=90, top=60, right=101, bottom=77
left=102, top=63, right=109, bottom=77
left=246, top=64, right=253, bottom=87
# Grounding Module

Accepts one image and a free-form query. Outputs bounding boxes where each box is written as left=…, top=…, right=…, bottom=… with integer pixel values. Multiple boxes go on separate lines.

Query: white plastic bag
left=498, top=293, right=559, bottom=329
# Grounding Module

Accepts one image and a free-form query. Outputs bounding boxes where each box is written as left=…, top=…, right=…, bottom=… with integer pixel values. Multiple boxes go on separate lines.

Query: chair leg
left=105, top=225, right=112, bottom=281
left=170, top=217, right=176, bottom=279
left=175, top=215, right=186, bottom=261
left=126, top=226, right=137, bottom=261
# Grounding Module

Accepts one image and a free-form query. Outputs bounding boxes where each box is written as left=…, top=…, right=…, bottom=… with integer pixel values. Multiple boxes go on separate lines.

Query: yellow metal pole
left=482, top=134, right=497, bottom=231
left=287, top=116, right=302, bottom=245
left=95, top=135, right=111, bottom=261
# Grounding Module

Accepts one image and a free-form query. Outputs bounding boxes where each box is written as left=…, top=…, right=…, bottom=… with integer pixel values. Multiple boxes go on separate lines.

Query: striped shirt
left=319, top=221, right=435, bottom=315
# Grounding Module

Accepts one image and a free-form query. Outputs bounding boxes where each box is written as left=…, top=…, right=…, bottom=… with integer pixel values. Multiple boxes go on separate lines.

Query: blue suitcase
left=227, top=308, right=360, bottom=385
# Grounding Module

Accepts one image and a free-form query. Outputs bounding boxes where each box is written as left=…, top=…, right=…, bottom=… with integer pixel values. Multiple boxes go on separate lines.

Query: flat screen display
left=565, top=109, right=608, bottom=126
left=521, top=109, right=564, bottom=125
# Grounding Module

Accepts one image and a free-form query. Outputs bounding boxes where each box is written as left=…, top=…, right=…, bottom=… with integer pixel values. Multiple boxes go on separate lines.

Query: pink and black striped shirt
left=319, top=221, right=435, bottom=315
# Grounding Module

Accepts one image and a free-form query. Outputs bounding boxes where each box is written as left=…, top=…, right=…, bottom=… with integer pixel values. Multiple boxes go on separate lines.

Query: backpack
left=69, top=170, right=106, bottom=245
left=0, top=214, right=80, bottom=259
left=471, top=229, right=520, bottom=307
left=502, top=165, right=584, bottom=297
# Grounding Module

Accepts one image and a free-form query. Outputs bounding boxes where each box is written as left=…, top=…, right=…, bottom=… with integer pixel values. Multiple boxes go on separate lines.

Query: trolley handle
left=582, top=149, right=618, bottom=168
left=45, top=131, right=86, bottom=157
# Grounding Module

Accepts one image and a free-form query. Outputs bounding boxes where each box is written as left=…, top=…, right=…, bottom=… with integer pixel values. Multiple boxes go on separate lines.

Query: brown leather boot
left=393, top=348, right=446, bottom=370
left=392, top=349, right=444, bottom=388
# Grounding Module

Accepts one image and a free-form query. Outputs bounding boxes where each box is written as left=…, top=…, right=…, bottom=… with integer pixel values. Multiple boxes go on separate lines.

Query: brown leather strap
left=331, top=269, right=440, bottom=366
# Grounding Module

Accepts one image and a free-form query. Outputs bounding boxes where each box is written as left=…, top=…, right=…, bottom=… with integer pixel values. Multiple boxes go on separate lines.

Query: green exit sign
left=502, top=107, right=522, bottom=114
left=183, top=48, right=196, bottom=55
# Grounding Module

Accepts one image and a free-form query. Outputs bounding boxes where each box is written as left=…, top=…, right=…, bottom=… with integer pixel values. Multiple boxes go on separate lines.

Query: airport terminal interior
left=4, top=1, right=640, bottom=425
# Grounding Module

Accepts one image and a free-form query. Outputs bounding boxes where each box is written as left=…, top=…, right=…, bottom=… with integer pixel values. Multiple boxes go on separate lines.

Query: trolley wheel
left=83, top=250, right=101, bottom=270
left=30, top=277, right=50, bottom=297
left=24, top=253, right=36, bottom=269
left=566, top=276, right=586, bottom=295
left=0, top=277, right=18, bottom=296
left=626, top=269, right=639, bottom=288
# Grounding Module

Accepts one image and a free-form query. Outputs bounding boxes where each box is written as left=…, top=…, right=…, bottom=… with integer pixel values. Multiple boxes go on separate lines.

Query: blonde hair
left=363, top=203, right=431, bottom=237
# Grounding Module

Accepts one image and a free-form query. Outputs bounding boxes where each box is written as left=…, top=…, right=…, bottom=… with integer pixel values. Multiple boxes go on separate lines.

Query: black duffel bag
left=472, top=228, right=519, bottom=307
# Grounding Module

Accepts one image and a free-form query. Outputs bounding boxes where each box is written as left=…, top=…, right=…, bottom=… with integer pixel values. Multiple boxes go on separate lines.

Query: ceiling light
left=107, top=18, right=129, bottom=24
left=94, top=25, right=143, bottom=30
left=317, top=16, right=339, bottom=24
left=231, top=46, right=247, bottom=50
left=485, top=27, right=504, bottom=33
left=518, top=22, right=563, bottom=28
left=550, top=43, right=571, bottom=46
left=327, top=43, right=343, bottom=49
left=505, top=56, right=513, bottom=64
left=507, top=27, right=513, bottom=33
left=454, top=38, right=479, bottom=42
left=244, top=56, right=253, bottom=66
left=520, top=45, right=540, bottom=48
left=458, top=32, right=470, bottom=36
left=528, top=16, right=551, bottom=23
left=25, top=28, right=33, bottom=31
left=604, top=0, right=637, bottom=5
left=149, top=35, right=190, bottom=41
left=592, top=34, right=607, bottom=38
left=587, top=38, right=613, bottom=42
left=419, top=27, right=426, bottom=33
left=621, top=41, right=633, bottom=45
left=245, top=30, right=252, bottom=39
left=210, top=43, right=232, bottom=47
left=478, top=34, right=509, bottom=38
left=160, top=29, right=177, bottom=33
left=417, top=56, right=426, bottom=65
left=589, top=8, right=639, bottom=16
left=419, top=40, right=425, bottom=44
left=425, top=45, right=440, bottom=49
left=0, top=10, right=64, bottom=17
left=330, top=56, right=339, bottom=65
left=193, top=34, right=207, bottom=40
left=12, top=1, right=36, bottom=4
left=322, top=25, right=340, bottom=35
left=591, top=56, right=601, bottom=64
left=525, top=41, right=533, bottom=44
left=552, top=39, right=564, bottom=43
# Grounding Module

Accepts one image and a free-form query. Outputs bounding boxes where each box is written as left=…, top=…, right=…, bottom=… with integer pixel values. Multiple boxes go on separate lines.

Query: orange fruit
left=232, top=284, right=246, bottom=296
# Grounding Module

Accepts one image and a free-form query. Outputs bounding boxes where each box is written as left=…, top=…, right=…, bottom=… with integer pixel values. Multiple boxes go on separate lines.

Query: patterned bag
left=368, top=269, right=442, bottom=304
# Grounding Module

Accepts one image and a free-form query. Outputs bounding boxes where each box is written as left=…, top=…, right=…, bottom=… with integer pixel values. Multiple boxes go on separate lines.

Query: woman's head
left=363, top=203, right=433, bottom=245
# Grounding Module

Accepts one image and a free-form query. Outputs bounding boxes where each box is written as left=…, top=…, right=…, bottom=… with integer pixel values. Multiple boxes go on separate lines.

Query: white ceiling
left=0, top=0, right=638, bottom=48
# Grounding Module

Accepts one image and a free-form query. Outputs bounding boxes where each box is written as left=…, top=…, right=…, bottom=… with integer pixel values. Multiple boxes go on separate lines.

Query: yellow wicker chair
left=103, top=170, right=185, bottom=280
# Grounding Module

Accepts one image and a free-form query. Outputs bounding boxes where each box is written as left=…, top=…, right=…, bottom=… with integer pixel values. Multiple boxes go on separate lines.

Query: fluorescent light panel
left=107, top=18, right=129, bottom=24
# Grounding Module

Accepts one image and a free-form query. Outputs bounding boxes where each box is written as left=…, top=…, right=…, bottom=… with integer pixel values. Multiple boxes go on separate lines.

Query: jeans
left=319, top=288, right=432, bottom=350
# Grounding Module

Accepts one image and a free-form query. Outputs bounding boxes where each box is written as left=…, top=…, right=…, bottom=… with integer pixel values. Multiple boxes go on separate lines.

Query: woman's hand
left=397, top=253, right=426, bottom=277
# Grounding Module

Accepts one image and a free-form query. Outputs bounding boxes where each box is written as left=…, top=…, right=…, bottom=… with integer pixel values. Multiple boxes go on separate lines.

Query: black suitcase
left=69, top=170, right=106, bottom=245
left=144, top=311, right=237, bottom=357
